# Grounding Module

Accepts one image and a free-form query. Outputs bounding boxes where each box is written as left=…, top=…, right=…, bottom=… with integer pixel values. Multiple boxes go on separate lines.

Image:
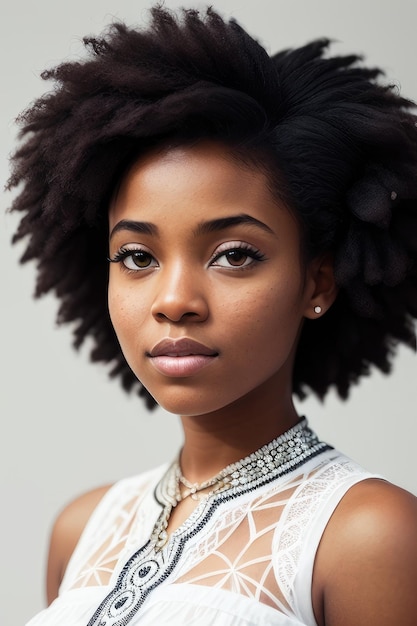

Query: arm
left=313, top=479, right=417, bottom=626
left=46, top=484, right=112, bottom=604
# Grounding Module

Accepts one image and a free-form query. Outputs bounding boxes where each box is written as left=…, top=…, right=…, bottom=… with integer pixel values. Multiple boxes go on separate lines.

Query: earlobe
left=303, top=253, right=338, bottom=319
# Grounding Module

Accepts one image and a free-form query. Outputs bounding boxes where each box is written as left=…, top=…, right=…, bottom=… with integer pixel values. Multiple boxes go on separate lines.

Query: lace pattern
left=59, top=434, right=376, bottom=626
left=84, top=421, right=330, bottom=624
left=61, top=468, right=164, bottom=592
left=275, top=458, right=371, bottom=610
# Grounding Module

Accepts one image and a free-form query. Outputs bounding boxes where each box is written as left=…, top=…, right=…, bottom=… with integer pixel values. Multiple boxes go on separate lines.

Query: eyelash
left=109, top=243, right=266, bottom=272
left=209, top=243, right=266, bottom=269
left=109, top=247, right=156, bottom=272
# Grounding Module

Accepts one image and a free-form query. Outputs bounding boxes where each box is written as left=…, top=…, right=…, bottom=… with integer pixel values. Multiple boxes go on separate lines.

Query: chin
left=143, top=384, right=232, bottom=418
left=154, top=396, right=223, bottom=418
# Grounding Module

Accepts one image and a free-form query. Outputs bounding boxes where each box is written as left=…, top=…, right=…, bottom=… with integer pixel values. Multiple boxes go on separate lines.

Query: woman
left=8, top=6, right=417, bottom=625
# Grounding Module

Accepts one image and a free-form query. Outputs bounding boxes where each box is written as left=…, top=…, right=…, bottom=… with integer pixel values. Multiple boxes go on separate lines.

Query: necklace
left=152, top=418, right=329, bottom=550
left=151, top=464, right=230, bottom=550
left=88, top=419, right=330, bottom=626
left=178, top=468, right=229, bottom=500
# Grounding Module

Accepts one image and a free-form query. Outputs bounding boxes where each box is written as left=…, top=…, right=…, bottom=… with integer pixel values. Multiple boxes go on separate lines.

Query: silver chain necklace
left=152, top=418, right=328, bottom=550
left=178, top=467, right=230, bottom=499
left=87, top=419, right=330, bottom=625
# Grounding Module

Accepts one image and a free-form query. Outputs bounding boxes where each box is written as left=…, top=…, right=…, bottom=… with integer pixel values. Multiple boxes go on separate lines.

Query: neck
left=179, top=384, right=300, bottom=483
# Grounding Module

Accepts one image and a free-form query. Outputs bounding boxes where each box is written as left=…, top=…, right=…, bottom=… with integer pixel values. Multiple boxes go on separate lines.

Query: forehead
left=109, top=141, right=291, bottom=228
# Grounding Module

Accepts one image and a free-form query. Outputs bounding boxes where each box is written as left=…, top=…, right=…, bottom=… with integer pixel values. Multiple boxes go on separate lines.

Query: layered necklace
left=152, top=418, right=329, bottom=550
left=87, top=419, right=330, bottom=626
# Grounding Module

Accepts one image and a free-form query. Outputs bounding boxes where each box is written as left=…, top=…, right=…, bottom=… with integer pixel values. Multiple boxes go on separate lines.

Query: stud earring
left=314, top=305, right=322, bottom=314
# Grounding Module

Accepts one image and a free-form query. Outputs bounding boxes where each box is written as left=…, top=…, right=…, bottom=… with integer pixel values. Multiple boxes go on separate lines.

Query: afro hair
left=7, top=6, right=417, bottom=409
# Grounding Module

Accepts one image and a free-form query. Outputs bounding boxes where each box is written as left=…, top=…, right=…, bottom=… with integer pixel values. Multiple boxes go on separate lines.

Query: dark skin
left=313, top=479, right=417, bottom=626
left=47, top=477, right=417, bottom=625
left=47, top=143, right=417, bottom=624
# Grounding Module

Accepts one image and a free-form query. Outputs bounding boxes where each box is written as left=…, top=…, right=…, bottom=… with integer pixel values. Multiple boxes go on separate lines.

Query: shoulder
left=313, top=478, right=417, bottom=626
left=45, top=464, right=167, bottom=604
left=46, top=484, right=112, bottom=604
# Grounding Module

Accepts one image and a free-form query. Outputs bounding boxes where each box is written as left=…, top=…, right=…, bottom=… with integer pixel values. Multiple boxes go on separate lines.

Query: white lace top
left=26, top=427, right=377, bottom=626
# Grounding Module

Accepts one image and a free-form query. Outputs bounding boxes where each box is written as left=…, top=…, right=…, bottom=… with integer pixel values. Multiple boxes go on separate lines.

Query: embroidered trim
left=87, top=419, right=330, bottom=626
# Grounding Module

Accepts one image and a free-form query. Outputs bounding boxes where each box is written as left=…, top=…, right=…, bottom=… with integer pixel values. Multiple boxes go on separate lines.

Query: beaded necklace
left=152, top=418, right=328, bottom=550
left=87, top=418, right=330, bottom=625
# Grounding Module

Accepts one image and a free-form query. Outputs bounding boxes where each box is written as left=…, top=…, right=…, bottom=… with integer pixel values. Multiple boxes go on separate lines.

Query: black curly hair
left=7, top=6, right=417, bottom=409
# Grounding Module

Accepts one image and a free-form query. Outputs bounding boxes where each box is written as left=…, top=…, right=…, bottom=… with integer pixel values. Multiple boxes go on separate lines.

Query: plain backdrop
left=1, top=1, right=416, bottom=624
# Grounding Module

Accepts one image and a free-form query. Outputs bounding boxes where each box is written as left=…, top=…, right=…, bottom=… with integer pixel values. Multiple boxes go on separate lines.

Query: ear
left=303, top=253, right=338, bottom=320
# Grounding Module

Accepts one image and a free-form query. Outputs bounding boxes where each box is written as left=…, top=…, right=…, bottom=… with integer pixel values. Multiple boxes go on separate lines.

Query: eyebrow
left=194, top=214, right=275, bottom=236
left=109, top=219, right=158, bottom=240
left=109, top=213, right=275, bottom=241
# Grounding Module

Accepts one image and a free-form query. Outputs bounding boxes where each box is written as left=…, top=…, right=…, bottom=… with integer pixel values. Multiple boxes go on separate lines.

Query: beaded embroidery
left=87, top=419, right=330, bottom=626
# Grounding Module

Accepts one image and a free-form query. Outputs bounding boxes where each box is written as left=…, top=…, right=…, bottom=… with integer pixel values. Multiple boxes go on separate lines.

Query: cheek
left=220, top=278, right=305, bottom=354
left=244, top=275, right=304, bottom=321
left=108, top=281, right=145, bottom=343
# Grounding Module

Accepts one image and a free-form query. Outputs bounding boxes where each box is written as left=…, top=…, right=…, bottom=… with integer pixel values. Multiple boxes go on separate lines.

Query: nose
left=151, top=262, right=209, bottom=323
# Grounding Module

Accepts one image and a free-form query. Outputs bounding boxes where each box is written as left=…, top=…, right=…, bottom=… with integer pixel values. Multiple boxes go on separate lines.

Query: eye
left=109, top=247, right=158, bottom=271
left=210, top=243, right=266, bottom=269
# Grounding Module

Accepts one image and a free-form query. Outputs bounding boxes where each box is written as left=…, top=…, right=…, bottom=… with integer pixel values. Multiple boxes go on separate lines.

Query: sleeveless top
left=25, top=421, right=379, bottom=626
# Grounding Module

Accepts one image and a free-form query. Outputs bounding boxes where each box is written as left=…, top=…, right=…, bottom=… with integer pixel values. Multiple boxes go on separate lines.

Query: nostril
left=151, top=288, right=209, bottom=323
left=155, top=310, right=203, bottom=322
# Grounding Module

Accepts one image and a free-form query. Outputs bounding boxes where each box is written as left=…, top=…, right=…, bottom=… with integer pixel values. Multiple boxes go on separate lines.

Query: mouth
left=147, top=338, right=219, bottom=377
left=148, top=338, right=218, bottom=358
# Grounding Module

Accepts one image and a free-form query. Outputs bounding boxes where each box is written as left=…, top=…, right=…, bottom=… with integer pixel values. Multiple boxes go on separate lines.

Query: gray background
left=1, top=1, right=416, bottom=624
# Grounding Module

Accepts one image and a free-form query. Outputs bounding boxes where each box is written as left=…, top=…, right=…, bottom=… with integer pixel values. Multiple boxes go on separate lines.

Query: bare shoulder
left=313, top=478, right=417, bottom=626
left=46, top=484, right=112, bottom=604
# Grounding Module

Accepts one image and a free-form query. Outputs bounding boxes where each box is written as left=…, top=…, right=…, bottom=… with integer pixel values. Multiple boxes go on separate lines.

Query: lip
left=147, top=338, right=218, bottom=377
left=149, top=338, right=218, bottom=358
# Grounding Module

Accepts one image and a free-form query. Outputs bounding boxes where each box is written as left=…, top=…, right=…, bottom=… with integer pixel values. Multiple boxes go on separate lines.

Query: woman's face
left=108, top=142, right=318, bottom=417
